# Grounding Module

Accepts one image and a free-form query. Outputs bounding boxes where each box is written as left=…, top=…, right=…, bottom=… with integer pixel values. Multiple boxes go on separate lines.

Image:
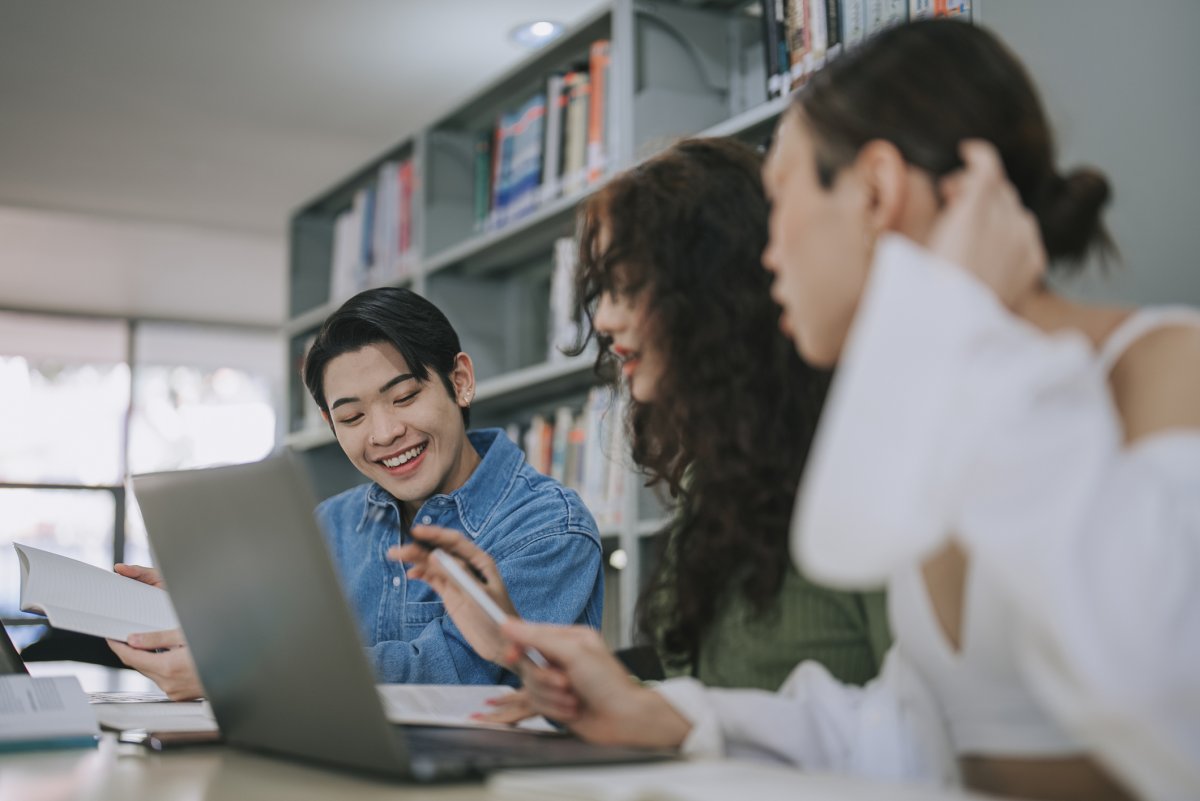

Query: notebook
left=132, top=453, right=675, bottom=781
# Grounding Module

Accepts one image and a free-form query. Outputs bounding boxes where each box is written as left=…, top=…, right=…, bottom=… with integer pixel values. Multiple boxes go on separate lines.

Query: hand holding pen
left=388, top=524, right=548, bottom=668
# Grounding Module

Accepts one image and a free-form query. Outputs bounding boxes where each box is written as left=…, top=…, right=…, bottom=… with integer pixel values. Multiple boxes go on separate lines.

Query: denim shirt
left=316, top=428, right=603, bottom=686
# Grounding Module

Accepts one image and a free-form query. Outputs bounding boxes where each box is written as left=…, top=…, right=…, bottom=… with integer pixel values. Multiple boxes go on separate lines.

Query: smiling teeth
left=382, top=444, right=426, bottom=468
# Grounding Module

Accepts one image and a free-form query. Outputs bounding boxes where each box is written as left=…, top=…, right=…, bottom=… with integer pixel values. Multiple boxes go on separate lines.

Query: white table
left=7, top=662, right=487, bottom=801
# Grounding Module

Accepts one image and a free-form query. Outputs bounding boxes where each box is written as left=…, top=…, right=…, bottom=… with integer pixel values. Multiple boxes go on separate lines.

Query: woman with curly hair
left=394, top=136, right=890, bottom=694
left=573, top=136, right=889, bottom=690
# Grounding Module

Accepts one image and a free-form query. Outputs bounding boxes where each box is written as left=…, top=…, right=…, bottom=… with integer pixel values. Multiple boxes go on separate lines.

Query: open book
left=15, top=543, right=179, bottom=642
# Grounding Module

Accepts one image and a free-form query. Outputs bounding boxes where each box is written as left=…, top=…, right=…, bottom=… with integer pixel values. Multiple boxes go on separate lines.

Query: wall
left=981, top=0, right=1200, bottom=306
left=0, top=205, right=284, bottom=326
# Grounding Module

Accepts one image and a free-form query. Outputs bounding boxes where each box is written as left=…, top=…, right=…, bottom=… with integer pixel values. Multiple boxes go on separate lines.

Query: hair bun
left=1039, top=166, right=1114, bottom=265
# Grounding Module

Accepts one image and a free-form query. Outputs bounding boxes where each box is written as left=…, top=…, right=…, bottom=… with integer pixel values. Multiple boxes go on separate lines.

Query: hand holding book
left=104, top=564, right=204, bottom=702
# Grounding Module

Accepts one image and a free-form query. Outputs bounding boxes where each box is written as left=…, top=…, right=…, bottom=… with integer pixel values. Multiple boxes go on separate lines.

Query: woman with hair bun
left=496, top=19, right=1200, bottom=801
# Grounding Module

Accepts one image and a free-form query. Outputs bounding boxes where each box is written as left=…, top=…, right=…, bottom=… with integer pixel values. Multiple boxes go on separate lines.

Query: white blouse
left=654, top=235, right=1200, bottom=801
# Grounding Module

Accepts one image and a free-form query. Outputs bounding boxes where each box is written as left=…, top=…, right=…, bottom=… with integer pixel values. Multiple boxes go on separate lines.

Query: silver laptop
left=132, top=453, right=673, bottom=780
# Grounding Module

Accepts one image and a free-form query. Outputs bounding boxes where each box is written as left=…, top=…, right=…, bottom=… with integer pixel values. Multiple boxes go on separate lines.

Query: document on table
left=377, top=684, right=557, bottom=733
left=92, top=700, right=218, bottom=734
left=0, top=675, right=99, bottom=751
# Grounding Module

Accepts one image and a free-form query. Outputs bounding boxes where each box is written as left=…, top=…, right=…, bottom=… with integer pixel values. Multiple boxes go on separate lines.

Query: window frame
left=0, top=308, right=277, bottom=629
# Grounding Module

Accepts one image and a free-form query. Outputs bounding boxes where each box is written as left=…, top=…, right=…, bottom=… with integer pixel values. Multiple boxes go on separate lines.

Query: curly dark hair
left=570, top=137, right=831, bottom=669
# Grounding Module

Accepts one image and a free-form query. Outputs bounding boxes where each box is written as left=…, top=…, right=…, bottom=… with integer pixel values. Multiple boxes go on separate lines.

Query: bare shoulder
left=1109, top=322, right=1200, bottom=443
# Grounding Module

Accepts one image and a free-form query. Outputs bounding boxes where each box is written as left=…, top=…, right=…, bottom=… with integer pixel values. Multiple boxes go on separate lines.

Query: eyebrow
left=329, top=372, right=416, bottom=411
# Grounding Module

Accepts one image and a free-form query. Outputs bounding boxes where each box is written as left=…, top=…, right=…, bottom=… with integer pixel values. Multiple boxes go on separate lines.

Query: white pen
left=430, top=548, right=550, bottom=669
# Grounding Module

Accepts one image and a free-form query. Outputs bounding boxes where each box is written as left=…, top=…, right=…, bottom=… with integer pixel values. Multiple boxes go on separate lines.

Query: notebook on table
left=132, top=453, right=675, bottom=781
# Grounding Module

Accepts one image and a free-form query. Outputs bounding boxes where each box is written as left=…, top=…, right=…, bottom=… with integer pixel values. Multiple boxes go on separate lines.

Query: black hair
left=796, top=19, right=1115, bottom=271
left=303, top=286, right=469, bottom=427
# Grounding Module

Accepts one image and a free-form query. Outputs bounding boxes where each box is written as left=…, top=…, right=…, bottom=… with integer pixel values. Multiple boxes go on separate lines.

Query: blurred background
left=1, top=0, right=1197, bottom=646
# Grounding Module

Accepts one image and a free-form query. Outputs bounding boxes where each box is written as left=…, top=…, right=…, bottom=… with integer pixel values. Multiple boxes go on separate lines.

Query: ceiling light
left=510, top=20, right=565, bottom=49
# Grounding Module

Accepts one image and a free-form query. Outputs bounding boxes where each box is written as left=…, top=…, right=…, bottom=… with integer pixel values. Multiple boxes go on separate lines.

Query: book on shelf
left=760, top=0, right=790, bottom=100
left=469, top=38, right=610, bottom=235
left=509, top=92, right=548, bottom=224
left=474, top=130, right=493, bottom=229
left=489, top=92, right=547, bottom=231
left=825, top=0, right=843, bottom=62
left=14, top=543, right=180, bottom=642
left=561, top=68, right=591, bottom=197
left=843, top=0, right=867, bottom=49
left=586, top=40, right=611, bottom=185
left=910, top=0, right=971, bottom=19
left=516, top=388, right=628, bottom=530
left=550, top=405, right=574, bottom=483
left=548, top=236, right=582, bottom=363
left=765, top=0, right=971, bottom=92
left=541, top=72, right=567, bottom=205
left=784, top=0, right=809, bottom=88
left=866, top=0, right=908, bottom=34
left=328, top=156, right=416, bottom=303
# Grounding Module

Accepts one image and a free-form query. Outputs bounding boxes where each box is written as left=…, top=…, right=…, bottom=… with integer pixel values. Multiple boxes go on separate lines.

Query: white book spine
left=843, top=0, right=867, bottom=48
left=541, top=74, right=564, bottom=205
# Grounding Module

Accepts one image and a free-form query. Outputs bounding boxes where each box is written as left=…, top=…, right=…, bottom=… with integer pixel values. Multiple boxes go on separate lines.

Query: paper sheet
left=376, top=684, right=556, bottom=733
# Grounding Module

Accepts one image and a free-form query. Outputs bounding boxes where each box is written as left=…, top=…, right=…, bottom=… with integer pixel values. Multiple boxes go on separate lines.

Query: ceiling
left=0, top=0, right=609, bottom=236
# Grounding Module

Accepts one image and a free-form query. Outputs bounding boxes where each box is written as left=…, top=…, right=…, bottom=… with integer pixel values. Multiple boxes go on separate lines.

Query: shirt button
left=421, top=515, right=432, bottom=524
left=392, top=576, right=401, bottom=588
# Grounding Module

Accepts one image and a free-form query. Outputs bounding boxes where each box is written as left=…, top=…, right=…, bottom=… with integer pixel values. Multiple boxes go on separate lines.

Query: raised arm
left=795, top=232, right=1200, bottom=798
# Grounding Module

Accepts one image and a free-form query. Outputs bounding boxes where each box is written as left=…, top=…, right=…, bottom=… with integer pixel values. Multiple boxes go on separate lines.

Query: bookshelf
left=285, top=0, right=966, bottom=647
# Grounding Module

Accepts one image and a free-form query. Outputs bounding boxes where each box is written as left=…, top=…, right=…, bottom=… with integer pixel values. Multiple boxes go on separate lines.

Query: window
left=0, top=311, right=281, bottom=647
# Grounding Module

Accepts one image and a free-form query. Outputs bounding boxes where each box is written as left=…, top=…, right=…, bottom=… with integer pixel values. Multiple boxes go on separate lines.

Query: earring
left=462, top=389, right=473, bottom=405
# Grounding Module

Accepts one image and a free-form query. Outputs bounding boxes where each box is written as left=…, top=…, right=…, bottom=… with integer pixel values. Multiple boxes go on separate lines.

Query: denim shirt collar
left=363, top=428, right=521, bottom=538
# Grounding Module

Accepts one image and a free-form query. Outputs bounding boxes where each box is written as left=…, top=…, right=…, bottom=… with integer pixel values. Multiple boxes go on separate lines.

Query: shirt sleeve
left=365, top=529, right=603, bottom=685
left=653, top=646, right=958, bottom=786
left=794, top=234, right=1200, bottom=799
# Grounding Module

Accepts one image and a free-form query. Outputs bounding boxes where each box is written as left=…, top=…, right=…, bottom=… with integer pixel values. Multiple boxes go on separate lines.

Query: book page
left=376, top=684, right=556, bottom=733
left=15, top=543, right=178, bottom=640
left=0, top=675, right=99, bottom=744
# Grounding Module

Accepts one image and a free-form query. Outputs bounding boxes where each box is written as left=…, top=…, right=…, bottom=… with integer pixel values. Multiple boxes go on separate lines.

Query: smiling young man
left=304, top=287, right=604, bottom=686
left=111, top=287, right=603, bottom=695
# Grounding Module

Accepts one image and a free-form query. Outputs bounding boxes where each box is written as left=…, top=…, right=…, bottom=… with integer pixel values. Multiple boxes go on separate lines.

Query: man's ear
left=854, top=139, right=910, bottom=235
left=451, top=352, right=476, bottom=406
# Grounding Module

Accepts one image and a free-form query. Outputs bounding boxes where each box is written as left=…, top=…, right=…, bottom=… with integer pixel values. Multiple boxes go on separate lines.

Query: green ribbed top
left=665, top=565, right=891, bottom=692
